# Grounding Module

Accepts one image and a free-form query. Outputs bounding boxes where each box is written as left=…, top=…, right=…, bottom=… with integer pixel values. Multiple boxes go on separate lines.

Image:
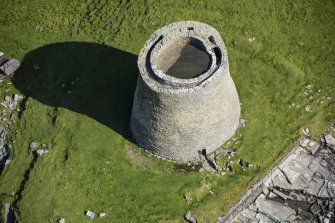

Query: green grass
left=0, top=0, right=334, bottom=222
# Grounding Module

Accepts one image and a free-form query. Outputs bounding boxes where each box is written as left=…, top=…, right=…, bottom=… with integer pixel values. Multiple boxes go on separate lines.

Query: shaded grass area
left=0, top=0, right=334, bottom=222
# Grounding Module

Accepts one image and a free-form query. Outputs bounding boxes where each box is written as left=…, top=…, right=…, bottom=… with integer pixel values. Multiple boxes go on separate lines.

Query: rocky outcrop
left=0, top=94, right=23, bottom=172
left=218, top=130, right=335, bottom=223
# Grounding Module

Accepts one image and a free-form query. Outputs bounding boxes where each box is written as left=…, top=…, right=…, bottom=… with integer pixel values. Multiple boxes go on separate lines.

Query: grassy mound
left=0, top=0, right=334, bottom=222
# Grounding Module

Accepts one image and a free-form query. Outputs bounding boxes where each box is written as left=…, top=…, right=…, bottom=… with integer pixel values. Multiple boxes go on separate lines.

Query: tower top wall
left=131, top=21, right=241, bottom=162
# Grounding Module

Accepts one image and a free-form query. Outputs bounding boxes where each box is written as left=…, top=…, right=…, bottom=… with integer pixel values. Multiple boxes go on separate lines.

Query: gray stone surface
left=29, top=142, right=37, bottom=149
left=36, top=149, right=48, bottom=156
left=325, top=134, right=335, bottom=148
left=185, top=210, right=197, bottom=223
left=85, top=210, right=94, bottom=219
left=218, top=131, right=335, bottom=223
left=130, top=21, right=240, bottom=162
left=58, top=218, right=65, bottom=223
left=0, top=58, right=20, bottom=75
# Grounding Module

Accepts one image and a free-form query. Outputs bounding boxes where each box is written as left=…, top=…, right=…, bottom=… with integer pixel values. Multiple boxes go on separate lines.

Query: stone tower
left=130, top=21, right=240, bottom=162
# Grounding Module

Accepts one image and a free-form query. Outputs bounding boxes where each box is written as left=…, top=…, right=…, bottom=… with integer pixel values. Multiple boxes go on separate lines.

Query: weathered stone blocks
left=130, top=21, right=240, bottom=162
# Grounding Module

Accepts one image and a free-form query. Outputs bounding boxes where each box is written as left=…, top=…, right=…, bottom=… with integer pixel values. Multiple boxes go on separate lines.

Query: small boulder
left=12, top=94, right=19, bottom=102
left=36, top=149, right=48, bottom=156
left=239, top=119, right=246, bottom=128
left=29, top=142, right=37, bottom=149
left=184, top=194, right=192, bottom=202
left=185, top=210, right=196, bottom=223
left=303, top=128, right=310, bottom=136
left=98, top=212, right=106, bottom=217
left=85, top=210, right=94, bottom=219
left=305, top=105, right=312, bottom=112
left=325, top=134, right=335, bottom=148
left=58, top=218, right=65, bottom=223
left=5, top=159, right=10, bottom=165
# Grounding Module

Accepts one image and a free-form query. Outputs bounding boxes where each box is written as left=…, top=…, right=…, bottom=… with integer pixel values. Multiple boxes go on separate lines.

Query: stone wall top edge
left=137, top=21, right=230, bottom=95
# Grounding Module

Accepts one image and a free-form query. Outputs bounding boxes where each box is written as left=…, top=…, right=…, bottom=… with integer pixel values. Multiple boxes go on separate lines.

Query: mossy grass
left=0, top=0, right=334, bottom=222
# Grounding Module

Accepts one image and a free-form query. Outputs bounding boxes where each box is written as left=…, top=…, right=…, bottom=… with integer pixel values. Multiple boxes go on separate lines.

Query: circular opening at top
left=156, top=37, right=211, bottom=79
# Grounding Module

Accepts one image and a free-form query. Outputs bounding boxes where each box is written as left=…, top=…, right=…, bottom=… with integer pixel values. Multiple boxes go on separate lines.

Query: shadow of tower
left=12, top=42, right=138, bottom=140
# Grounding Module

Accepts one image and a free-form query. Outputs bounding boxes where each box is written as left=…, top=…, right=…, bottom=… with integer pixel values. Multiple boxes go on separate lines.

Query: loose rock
left=57, top=218, right=65, bottom=223
left=85, top=210, right=94, bottom=219
left=98, top=212, right=106, bottom=217
left=185, top=210, right=196, bottom=223
left=239, top=119, right=246, bottom=128
left=29, top=142, right=37, bottom=149
left=36, top=149, right=48, bottom=156
left=305, top=105, right=312, bottom=112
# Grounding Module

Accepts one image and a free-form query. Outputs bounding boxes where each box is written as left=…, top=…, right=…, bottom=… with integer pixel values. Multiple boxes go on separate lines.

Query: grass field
left=0, top=0, right=334, bottom=222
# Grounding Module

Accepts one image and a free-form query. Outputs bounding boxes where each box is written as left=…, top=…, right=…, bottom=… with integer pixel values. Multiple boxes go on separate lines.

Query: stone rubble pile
left=229, top=132, right=335, bottom=223
left=57, top=218, right=65, bottom=223
left=0, top=94, right=23, bottom=172
left=199, top=146, right=255, bottom=176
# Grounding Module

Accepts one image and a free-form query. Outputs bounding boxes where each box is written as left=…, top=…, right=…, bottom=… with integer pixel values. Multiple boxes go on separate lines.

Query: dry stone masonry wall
left=130, top=21, right=240, bottom=162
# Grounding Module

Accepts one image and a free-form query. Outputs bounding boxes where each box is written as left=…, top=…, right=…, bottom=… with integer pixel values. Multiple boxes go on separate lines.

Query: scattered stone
left=184, top=194, right=192, bottom=202
left=198, top=149, right=217, bottom=172
left=85, top=210, right=94, bottom=219
left=305, top=105, right=312, bottom=112
left=226, top=149, right=236, bottom=157
left=325, top=134, right=335, bottom=148
left=29, top=142, right=37, bottom=149
left=13, top=94, right=18, bottom=102
left=226, top=163, right=233, bottom=172
left=248, top=37, right=256, bottom=42
left=303, top=127, right=310, bottom=136
left=238, top=159, right=250, bottom=167
left=239, top=119, right=246, bottom=128
left=98, top=212, right=106, bottom=217
left=0, top=145, right=9, bottom=170
left=185, top=210, right=196, bottom=223
left=57, top=218, right=65, bottom=223
left=36, top=149, right=48, bottom=156
left=5, top=159, right=10, bottom=165
left=305, top=84, right=312, bottom=89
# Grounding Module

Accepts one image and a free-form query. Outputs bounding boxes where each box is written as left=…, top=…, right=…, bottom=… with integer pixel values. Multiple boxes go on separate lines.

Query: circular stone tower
left=130, top=21, right=240, bottom=162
